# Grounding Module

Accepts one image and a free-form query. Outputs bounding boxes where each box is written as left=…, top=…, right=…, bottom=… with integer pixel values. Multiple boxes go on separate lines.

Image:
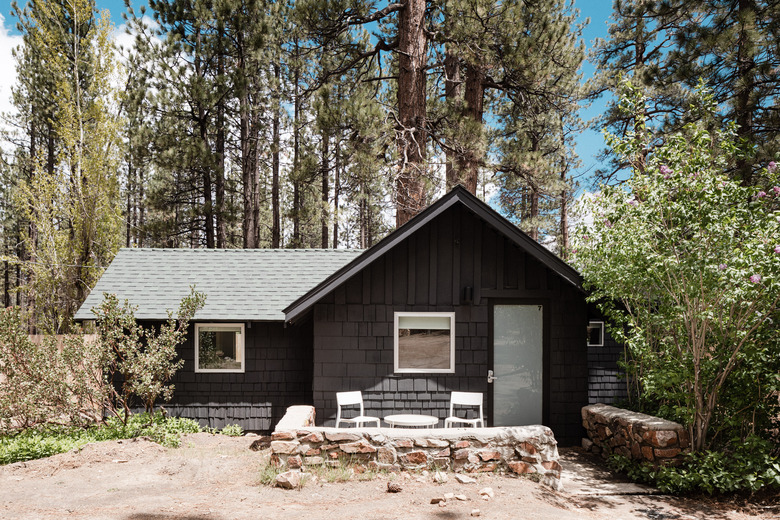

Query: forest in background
left=1, top=0, right=779, bottom=332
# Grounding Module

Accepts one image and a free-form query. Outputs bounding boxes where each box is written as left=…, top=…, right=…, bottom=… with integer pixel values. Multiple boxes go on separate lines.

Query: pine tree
left=669, top=0, right=780, bottom=185
left=299, top=0, right=584, bottom=233
left=295, top=0, right=429, bottom=226
left=438, top=0, right=584, bottom=242
left=588, top=0, right=682, bottom=182
left=593, top=0, right=780, bottom=186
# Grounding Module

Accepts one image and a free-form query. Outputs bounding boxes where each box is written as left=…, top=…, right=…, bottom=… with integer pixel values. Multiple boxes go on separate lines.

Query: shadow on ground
left=559, top=447, right=770, bottom=520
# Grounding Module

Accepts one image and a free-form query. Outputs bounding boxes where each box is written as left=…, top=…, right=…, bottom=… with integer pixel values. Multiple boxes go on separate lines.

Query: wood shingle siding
left=587, top=329, right=629, bottom=405
left=165, top=320, right=313, bottom=431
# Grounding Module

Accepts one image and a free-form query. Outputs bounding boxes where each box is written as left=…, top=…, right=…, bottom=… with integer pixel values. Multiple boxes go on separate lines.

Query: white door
left=491, top=304, right=544, bottom=426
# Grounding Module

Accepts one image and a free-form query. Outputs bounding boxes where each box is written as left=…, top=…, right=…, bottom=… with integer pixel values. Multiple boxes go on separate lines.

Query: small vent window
left=587, top=321, right=604, bottom=347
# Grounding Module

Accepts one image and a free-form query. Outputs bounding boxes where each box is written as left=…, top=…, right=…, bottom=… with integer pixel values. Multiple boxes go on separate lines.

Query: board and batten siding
left=311, top=204, right=588, bottom=446
left=165, top=320, right=313, bottom=431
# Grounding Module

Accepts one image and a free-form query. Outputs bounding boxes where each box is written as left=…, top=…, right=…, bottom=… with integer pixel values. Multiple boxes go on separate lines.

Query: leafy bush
left=0, top=288, right=205, bottom=432
left=573, top=84, right=780, bottom=454
left=609, top=437, right=780, bottom=495
left=0, top=308, right=107, bottom=431
left=220, top=424, right=244, bottom=437
left=94, top=287, right=206, bottom=422
left=0, top=412, right=202, bottom=465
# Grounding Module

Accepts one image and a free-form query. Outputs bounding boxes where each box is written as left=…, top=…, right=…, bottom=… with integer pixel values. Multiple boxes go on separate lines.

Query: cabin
left=75, top=186, right=606, bottom=446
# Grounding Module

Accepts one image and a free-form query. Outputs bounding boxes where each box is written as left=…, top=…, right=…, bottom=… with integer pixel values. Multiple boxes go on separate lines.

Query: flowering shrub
left=573, top=104, right=780, bottom=456
left=0, top=308, right=106, bottom=431
left=0, top=288, right=205, bottom=431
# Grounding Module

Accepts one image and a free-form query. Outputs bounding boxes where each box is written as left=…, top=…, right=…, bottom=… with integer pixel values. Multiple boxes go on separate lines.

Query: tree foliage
left=4, top=0, right=123, bottom=333
left=573, top=86, right=780, bottom=453
left=591, top=0, right=780, bottom=186
left=1, top=0, right=586, bottom=330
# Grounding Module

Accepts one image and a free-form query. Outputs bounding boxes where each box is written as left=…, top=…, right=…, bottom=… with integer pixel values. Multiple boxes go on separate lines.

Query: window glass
left=395, top=313, right=455, bottom=373
left=196, top=324, right=244, bottom=372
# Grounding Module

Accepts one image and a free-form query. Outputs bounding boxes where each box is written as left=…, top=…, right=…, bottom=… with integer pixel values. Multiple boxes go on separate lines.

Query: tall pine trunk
left=395, top=0, right=428, bottom=227
left=200, top=118, right=215, bottom=249
left=321, top=132, right=329, bottom=249
left=458, top=63, right=484, bottom=194
left=215, top=41, right=227, bottom=248
left=359, top=181, right=369, bottom=248
left=559, top=174, right=569, bottom=258
left=292, top=58, right=302, bottom=248
left=444, top=49, right=461, bottom=190
left=528, top=133, right=540, bottom=241
left=126, top=157, right=133, bottom=247
left=138, top=168, right=145, bottom=247
left=238, top=33, right=258, bottom=249
left=271, top=63, right=281, bottom=248
left=333, top=132, right=340, bottom=248
left=734, top=0, right=756, bottom=186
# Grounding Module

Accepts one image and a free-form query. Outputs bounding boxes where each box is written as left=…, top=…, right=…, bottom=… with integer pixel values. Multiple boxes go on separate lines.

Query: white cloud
left=113, top=15, right=160, bottom=59
left=0, top=14, right=22, bottom=120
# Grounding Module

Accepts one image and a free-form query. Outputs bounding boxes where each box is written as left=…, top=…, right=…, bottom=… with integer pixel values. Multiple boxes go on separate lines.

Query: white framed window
left=195, top=323, right=245, bottom=373
left=587, top=321, right=604, bottom=347
left=394, top=312, right=455, bottom=374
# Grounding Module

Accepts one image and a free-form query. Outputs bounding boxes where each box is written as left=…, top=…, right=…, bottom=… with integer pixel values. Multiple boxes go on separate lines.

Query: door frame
left=487, top=298, right=551, bottom=427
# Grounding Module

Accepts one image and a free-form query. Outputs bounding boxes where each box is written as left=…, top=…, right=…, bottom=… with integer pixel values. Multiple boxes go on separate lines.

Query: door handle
left=487, top=370, right=498, bottom=384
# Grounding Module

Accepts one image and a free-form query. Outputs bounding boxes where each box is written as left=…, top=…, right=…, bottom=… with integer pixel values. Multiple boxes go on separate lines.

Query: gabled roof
left=283, top=185, right=584, bottom=323
left=74, top=248, right=363, bottom=322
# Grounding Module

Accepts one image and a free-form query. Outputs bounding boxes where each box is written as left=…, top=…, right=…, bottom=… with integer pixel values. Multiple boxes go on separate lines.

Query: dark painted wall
left=310, top=204, right=589, bottom=446
left=587, top=326, right=629, bottom=405
left=164, top=319, right=312, bottom=431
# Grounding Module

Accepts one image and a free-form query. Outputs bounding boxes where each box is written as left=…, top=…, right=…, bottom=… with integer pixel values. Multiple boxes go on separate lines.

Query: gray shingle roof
left=74, top=248, right=363, bottom=322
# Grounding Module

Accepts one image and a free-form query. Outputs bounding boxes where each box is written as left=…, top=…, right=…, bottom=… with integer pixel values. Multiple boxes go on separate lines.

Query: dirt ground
left=0, top=433, right=777, bottom=520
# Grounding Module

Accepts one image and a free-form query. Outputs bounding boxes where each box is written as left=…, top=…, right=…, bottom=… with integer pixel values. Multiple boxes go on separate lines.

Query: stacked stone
left=581, top=404, right=690, bottom=465
left=269, top=423, right=562, bottom=490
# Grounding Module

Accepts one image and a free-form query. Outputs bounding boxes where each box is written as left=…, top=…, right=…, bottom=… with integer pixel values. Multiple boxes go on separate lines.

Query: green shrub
left=609, top=437, right=780, bottom=494
left=0, top=307, right=107, bottom=431
left=0, top=412, right=202, bottom=464
left=220, top=424, right=243, bottom=437
left=573, top=84, right=780, bottom=454
left=0, top=289, right=206, bottom=432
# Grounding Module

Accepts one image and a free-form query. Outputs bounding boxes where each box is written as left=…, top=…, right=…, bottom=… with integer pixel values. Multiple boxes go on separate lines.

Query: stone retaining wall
left=582, top=403, right=689, bottom=465
left=271, top=406, right=562, bottom=490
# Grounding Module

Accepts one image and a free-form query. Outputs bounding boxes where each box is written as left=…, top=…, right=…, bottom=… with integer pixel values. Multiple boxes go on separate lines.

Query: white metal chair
left=335, top=391, right=380, bottom=428
left=444, top=391, right=485, bottom=428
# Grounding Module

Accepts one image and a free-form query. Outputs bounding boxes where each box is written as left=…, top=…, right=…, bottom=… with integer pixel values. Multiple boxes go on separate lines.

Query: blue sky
left=0, top=0, right=614, bottom=190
